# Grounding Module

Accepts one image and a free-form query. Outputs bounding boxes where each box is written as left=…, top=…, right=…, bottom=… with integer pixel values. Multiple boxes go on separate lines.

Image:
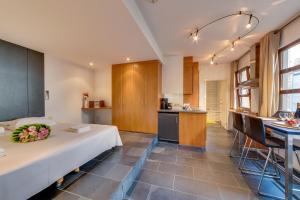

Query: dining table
left=264, top=120, right=300, bottom=200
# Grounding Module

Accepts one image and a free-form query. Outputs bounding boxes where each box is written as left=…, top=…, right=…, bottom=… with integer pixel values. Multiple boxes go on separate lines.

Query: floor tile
left=136, top=169, right=174, bottom=188
left=104, top=164, right=132, bottom=181
left=194, top=167, right=240, bottom=187
left=158, top=162, right=193, bottom=178
left=217, top=185, right=253, bottom=200
left=126, top=147, right=146, bottom=157
left=143, top=159, right=160, bottom=171
left=65, top=173, right=119, bottom=200
left=174, top=176, right=221, bottom=200
left=149, top=152, right=177, bottom=163
left=149, top=186, right=198, bottom=200
left=176, top=156, right=210, bottom=169
left=126, top=181, right=151, bottom=200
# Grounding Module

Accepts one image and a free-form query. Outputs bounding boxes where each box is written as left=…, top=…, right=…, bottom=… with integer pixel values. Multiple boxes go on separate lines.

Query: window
left=280, top=40, right=300, bottom=112
left=235, top=66, right=251, bottom=110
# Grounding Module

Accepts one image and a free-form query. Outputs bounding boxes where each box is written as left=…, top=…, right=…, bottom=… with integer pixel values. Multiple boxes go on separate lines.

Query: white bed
left=0, top=123, right=122, bottom=200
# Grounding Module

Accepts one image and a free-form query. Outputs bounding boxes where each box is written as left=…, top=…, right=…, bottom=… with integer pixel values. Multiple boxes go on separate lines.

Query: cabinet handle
left=176, top=117, right=178, bottom=124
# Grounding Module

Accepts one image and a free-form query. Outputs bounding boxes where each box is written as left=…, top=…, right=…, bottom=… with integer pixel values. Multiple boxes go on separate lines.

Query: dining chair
left=241, top=115, right=288, bottom=199
left=229, top=112, right=244, bottom=158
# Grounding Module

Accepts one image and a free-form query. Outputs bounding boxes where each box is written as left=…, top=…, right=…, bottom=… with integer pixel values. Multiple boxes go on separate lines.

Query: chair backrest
left=244, top=115, right=266, bottom=144
left=272, top=110, right=293, bottom=118
left=232, top=112, right=244, bottom=132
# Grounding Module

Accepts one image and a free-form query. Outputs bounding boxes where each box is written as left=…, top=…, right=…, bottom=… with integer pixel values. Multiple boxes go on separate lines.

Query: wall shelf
left=81, top=107, right=112, bottom=110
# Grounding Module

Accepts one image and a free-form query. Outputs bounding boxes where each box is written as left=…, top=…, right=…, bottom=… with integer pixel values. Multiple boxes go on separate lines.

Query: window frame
left=279, top=38, right=300, bottom=110
left=235, top=66, right=251, bottom=111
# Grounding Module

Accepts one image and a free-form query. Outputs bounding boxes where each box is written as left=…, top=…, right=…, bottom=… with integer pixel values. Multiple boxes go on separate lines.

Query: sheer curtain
left=259, top=31, right=281, bottom=117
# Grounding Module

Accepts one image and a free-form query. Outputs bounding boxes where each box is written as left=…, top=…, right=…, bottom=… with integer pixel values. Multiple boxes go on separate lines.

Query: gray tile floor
left=125, top=124, right=287, bottom=200
left=29, top=132, right=155, bottom=200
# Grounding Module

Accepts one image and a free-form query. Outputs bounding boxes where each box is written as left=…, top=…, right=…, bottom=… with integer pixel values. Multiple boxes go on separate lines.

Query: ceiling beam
left=122, top=0, right=164, bottom=64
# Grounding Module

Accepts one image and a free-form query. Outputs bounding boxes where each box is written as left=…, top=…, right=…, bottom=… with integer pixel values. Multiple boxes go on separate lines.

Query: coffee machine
left=160, top=98, right=169, bottom=110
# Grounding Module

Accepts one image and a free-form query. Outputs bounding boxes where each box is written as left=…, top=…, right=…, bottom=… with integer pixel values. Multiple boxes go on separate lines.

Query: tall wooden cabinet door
left=112, top=64, right=123, bottom=129
left=131, top=62, right=145, bottom=132
left=183, top=61, right=193, bottom=95
left=144, top=61, right=159, bottom=133
left=121, top=63, right=134, bottom=131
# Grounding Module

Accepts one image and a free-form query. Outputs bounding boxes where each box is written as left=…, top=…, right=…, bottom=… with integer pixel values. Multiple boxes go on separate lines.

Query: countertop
left=158, top=109, right=207, bottom=114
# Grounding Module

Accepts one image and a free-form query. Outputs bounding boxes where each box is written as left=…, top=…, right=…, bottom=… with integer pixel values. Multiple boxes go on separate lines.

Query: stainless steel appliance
left=158, top=112, right=179, bottom=142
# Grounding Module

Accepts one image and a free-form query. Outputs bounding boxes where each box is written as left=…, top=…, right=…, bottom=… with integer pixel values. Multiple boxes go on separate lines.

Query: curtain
left=230, top=60, right=238, bottom=109
left=259, top=31, right=281, bottom=117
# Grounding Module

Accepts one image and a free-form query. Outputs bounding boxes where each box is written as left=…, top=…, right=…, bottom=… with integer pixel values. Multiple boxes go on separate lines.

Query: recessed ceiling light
left=126, top=57, right=131, bottom=62
left=89, top=62, right=94, bottom=66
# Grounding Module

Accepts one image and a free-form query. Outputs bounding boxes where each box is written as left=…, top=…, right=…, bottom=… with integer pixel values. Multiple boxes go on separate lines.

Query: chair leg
left=295, top=151, right=300, bottom=166
left=240, top=139, right=253, bottom=170
left=229, top=130, right=239, bottom=157
left=258, top=148, right=271, bottom=194
left=271, top=149, right=280, bottom=179
left=238, top=137, right=249, bottom=167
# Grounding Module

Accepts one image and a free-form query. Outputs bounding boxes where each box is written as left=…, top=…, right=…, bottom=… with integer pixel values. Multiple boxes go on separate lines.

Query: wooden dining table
left=264, top=120, right=300, bottom=200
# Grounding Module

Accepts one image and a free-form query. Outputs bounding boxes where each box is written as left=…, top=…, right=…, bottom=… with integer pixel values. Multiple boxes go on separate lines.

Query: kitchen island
left=158, top=109, right=207, bottom=148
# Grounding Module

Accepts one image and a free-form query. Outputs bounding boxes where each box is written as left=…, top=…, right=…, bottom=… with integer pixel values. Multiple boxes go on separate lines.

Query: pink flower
left=37, top=128, right=49, bottom=140
left=28, top=126, right=36, bottom=132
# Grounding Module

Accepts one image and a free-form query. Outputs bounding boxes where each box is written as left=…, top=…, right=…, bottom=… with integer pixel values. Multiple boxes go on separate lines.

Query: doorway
left=206, top=80, right=228, bottom=128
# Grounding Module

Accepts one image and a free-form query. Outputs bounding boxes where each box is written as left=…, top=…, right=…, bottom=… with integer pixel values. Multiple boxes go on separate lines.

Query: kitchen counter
left=158, top=109, right=207, bottom=114
left=158, top=109, right=207, bottom=148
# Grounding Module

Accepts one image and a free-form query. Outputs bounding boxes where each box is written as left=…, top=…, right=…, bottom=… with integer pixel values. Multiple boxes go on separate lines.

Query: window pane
left=282, top=43, right=300, bottom=69
left=240, top=97, right=250, bottom=108
left=238, top=88, right=250, bottom=95
left=239, top=70, right=248, bottom=83
left=281, top=70, right=300, bottom=90
left=281, top=93, right=300, bottom=112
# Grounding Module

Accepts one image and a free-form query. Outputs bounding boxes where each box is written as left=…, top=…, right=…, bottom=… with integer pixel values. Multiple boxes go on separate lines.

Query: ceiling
left=0, top=0, right=299, bottom=67
left=0, top=0, right=157, bottom=68
left=136, top=0, right=300, bottom=64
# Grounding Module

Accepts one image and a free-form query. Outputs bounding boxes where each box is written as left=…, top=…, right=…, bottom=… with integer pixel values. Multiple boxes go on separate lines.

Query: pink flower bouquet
left=12, top=124, right=51, bottom=143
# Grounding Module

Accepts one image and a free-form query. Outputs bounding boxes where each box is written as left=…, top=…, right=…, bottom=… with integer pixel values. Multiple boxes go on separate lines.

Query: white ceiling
left=0, top=0, right=157, bottom=68
left=135, top=0, right=300, bottom=64
left=0, top=0, right=299, bottom=67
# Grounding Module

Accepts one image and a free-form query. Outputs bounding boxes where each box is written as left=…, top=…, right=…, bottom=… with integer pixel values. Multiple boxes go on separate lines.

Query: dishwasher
left=158, top=112, right=179, bottom=142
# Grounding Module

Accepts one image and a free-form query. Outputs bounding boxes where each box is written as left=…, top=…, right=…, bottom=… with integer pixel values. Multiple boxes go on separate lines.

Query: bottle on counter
left=294, top=103, right=300, bottom=119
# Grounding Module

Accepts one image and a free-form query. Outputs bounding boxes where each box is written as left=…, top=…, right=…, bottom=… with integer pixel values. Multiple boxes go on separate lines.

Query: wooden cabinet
left=112, top=60, right=162, bottom=134
left=183, top=61, right=193, bottom=95
left=179, top=112, right=206, bottom=147
left=183, top=57, right=199, bottom=107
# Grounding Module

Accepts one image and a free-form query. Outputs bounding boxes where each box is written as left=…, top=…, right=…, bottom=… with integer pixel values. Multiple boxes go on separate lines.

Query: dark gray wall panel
left=0, top=39, right=44, bottom=121
left=28, top=49, right=45, bottom=117
left=0, top=40, right=28, bottom=121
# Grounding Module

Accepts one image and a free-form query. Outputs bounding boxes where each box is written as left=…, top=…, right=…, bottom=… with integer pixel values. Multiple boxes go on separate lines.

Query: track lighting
left=191, top=29, right=199, bottom=42
left=246, top=14, right=252, bottom=29
left=230, top=41, right=235, bottom=51
left=210, top=55, right=215, bottom=65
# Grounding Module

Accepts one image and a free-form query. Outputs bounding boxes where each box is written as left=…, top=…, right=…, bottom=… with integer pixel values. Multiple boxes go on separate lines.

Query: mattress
left=0, top=123, right=122, bottom=200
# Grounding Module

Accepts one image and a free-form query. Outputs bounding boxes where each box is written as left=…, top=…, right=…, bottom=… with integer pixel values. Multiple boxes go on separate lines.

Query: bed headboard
left=0, top=39, right=45, bottom=121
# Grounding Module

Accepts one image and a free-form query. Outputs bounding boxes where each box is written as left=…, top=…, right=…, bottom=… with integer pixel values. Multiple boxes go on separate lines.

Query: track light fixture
left=246, top=14, right=252, bottom=29
left=230, top=41, right=235, bottom=51
left=190, top=28, right=200, bottom=42
left=210, top=55, right=216, bottom=65
left=188, top=11, right=259, bottom=64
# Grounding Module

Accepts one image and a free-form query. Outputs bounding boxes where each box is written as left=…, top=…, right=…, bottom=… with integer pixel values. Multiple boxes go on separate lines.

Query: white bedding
left=0, top=123, right=122, bottom=200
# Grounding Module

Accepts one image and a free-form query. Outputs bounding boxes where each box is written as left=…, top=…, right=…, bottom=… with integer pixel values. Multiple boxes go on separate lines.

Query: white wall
left=281, top=16, right=300, bottom=48
left=45, top=54, right=94, bottom=123
left=94, top=65, right=112, bottom=106
left=238, top=52, right=250, bottom=69
left=162, top=55, right=183, bottom=105
left=199, top=64, right=231, bottom=110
